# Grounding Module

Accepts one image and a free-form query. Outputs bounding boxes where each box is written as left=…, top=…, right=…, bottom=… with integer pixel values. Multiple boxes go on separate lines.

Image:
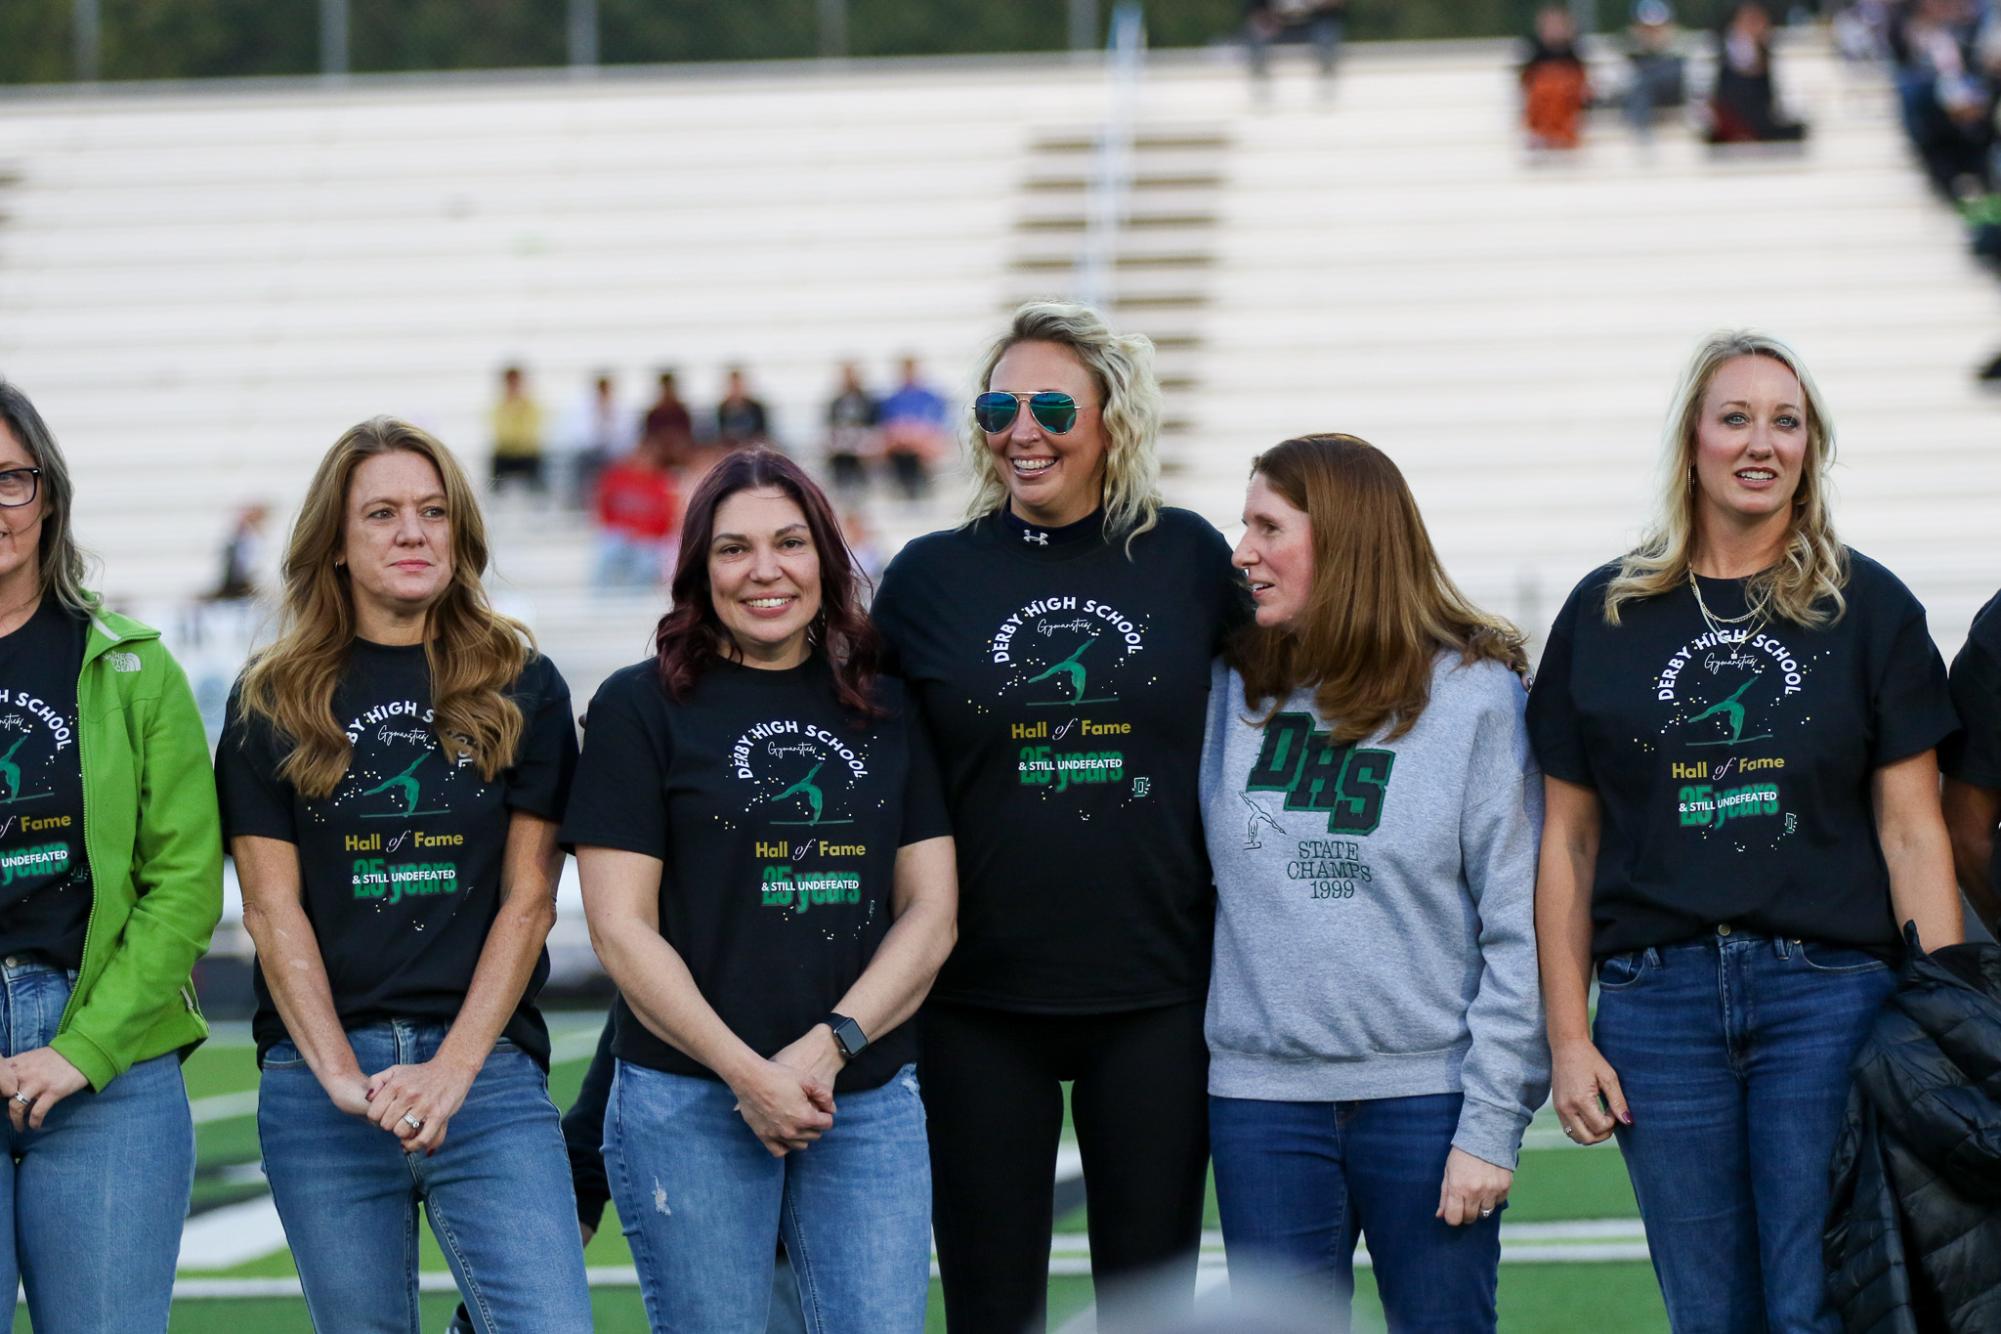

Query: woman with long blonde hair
left=215, top=418, right=590, bottom=1332
left=871, top=301, right=1246, bottom=1330
left=1527, top=332, right=1962, bottom=1332
left=1203, top=434, right=1547, bottom=1328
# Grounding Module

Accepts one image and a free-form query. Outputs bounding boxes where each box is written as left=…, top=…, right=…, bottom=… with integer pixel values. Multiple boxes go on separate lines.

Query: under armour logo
left=1022, top=530, right=1049, bottom=546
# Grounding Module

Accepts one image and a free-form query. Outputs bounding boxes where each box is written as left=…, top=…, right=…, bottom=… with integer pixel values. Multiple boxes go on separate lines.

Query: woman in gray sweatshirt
left=1199, top=434, right=1550, bottom=1331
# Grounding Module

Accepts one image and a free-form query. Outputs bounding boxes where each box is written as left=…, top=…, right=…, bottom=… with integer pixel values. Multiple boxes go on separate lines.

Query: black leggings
left=921, top=999, right=1209, bottom=1334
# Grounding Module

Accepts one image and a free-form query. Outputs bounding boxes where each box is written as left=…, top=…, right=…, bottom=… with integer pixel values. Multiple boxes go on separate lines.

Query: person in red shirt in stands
left=594, top=436, right=680, bottom=589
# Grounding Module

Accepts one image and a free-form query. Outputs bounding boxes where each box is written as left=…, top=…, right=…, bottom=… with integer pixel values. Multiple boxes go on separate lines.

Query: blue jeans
left=258, top=1021, right=591, bottom=1334
left=593, top=531, right=671, bottom=589
left=605, top=1059, right=931, bottom=1334
left=1594, top=932, right=1897, bottom=1334
left=1210, top=1090, right=1501, bottom=1332
left=0, top=958, right=194, bottom=1333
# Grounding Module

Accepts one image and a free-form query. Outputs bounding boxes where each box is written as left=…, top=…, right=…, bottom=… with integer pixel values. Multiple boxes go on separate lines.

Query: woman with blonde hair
left=1528, top=332, right=1962, bottom=1332
left=872, top=301, right=1246, bottom=1331
left=215, top=417, right=590, bottom=1331
left=0, top=382, right=221, bottom=1331
left=1202, top=434, right=1547, bottom=1328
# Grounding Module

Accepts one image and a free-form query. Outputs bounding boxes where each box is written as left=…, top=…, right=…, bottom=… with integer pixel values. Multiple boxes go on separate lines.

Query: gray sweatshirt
left=1199, top=654, right=1551, bottom=1169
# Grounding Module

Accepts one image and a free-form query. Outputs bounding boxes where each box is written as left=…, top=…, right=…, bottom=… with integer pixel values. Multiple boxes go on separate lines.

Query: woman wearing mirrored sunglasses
left=0, top=382, right=222, bottom=1332
left=872, top=301, right=1247, bottom=1333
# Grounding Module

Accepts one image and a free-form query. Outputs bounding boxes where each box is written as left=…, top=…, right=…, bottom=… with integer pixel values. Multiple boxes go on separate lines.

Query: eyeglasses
left=0, top=468, right=40, bottom=509
left=973, top=391, right=1081, bottom=435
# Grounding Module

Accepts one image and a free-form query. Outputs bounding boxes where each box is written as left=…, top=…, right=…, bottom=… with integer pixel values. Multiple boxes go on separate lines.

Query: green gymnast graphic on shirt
left=988, top=596, right=1149, bottom=709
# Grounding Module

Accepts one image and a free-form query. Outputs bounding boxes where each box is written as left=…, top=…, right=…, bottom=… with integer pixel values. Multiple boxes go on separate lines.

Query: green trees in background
left=0, top=1, right=1556, bottom=86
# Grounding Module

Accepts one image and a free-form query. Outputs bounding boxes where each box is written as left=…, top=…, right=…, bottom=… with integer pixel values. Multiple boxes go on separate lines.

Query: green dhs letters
left=1246, top=712, right=1394, bottom=835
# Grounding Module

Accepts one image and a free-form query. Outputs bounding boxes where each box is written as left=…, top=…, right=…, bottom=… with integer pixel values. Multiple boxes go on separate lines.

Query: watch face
left=832, top=1017, right=866, bottom=1057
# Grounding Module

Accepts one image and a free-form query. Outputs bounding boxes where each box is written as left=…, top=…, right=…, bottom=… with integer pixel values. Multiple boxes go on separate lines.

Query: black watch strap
left=827, top=1013, right=869, bottom=1062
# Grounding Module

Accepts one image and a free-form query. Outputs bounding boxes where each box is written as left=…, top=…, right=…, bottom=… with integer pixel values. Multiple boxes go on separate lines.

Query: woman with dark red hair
left=564, top=448, right=957, bottom=1333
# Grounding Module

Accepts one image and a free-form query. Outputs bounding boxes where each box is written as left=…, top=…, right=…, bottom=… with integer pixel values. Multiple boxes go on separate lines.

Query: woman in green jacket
left=0, top=381, right=223, bottom=1332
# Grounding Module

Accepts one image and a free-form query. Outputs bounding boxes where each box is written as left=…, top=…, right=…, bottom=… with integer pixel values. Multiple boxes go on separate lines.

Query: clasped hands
left=324, top=1058, right=477, bottom=1157
left=730, top=1025, right=845, bottom=1158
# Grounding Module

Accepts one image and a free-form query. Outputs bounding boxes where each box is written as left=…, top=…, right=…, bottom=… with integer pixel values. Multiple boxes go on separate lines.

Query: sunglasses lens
left=973, top=393, right=1019, bottom=433
left=1029, top=393, right=1078, bottom=434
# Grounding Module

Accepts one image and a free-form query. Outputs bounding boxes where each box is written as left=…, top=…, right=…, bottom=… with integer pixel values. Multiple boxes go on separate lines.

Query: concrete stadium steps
left=0, top=35, right=1994, bottom=670
left=1172, top=35, right=1999, bottom=654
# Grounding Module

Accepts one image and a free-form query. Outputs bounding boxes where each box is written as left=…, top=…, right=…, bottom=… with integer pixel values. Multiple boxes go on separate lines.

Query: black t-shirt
left=216, top=641, right=576, bottom=1067
left=1940, top=588, right=2001, bottom=919
left=1526, top=552, right=1955, bottom=958
left=871, top=506, right=1247, bottom=1013
left=0, top=598, right=92, bottom=968
left=560, top=654, right=948, bottom=1093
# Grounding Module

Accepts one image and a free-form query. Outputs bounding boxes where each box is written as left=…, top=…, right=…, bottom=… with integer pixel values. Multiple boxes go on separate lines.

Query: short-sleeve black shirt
left=870, top=506, right=1248, bottom=1012
left=0, top=599, right=92, bottom=968
left=216, top=642, right=577, bottom=1067
left=1940, top=588, right=2001, bottom=918
left=1526, top=552, right=1955, bottom=957
left=560, top=654, right=949, bottom=1094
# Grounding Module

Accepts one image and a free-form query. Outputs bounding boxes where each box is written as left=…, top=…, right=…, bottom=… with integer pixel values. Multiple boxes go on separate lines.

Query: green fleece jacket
left=47, top=602, right=222, bottom=1090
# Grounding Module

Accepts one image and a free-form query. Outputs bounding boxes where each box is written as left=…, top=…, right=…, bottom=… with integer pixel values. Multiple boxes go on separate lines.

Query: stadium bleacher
left=5, top=30, right=1995, bottom=1328
left=0, top=35, right=1994, bottom=707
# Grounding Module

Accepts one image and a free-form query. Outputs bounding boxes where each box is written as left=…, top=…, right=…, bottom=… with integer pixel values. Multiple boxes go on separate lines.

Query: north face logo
left=106, top=652, right=142, bottom=674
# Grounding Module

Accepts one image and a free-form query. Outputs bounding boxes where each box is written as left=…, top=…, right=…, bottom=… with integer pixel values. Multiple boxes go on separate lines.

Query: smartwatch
left=826, top=1013, right=870, bottom=1063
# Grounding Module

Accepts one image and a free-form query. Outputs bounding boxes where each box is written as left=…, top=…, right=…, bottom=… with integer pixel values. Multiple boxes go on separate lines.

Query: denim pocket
left=1794, top=941, right=1891, bottom=974
left=261, top=1039, right=308, bottom=1070
left=1595, top=951, right=1652, bottom=991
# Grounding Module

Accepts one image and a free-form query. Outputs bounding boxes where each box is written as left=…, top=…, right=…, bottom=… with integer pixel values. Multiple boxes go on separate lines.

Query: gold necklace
left=1688, top=567, right=1761, bottom=639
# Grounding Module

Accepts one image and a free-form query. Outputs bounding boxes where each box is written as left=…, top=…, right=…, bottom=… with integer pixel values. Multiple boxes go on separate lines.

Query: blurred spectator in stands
left=555, top=372, right=634, bottom=511
left=593, top=436, right=679, bottom=590
left=642, top=371, right=696, bottom=468
left=842, top=506, right=886, bottom=595
left=212, top=502, right=270, bottom=601
left=489, top=364, right=546, bottom=495
left=714, top=366, right=771, bottom=452
left=1521, top=6, right=1592, bottom=150
left=1708, top=3, right=1809, bottom=142
left=1890, top=0, right=1996, bottom=195
left=876, top=356, right=949, bottom=502
left=1625, top=2, right=1689, bottom=140
left=824, top=362, right=880, bottom=501
left=1244, top=1, right=1347, bottom=94
left=1834, top=0, right=1897, bottom=63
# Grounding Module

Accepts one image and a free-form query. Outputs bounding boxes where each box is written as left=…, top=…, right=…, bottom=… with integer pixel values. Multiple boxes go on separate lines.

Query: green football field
left=38, top=1013, right=1671, bottom=1333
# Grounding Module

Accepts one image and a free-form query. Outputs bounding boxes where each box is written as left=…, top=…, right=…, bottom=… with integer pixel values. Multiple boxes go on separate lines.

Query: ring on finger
left=10, top=1092, right=29, bottom=1107
left=402, top=1112, right=424, bottom=1131
left=1479, top=1206, right=1494, bottom=1218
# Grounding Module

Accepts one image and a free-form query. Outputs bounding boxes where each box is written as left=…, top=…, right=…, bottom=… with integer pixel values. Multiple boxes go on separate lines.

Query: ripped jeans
left=604, top=1059, right=931, bottom=1334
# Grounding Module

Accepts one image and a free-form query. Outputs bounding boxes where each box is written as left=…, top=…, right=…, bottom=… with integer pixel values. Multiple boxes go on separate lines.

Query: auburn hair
left=237, top=418, right=531, bottom=798
left=1228, top=435, right=1527, bottom=742
left=654, top=448, right=881, bottom=720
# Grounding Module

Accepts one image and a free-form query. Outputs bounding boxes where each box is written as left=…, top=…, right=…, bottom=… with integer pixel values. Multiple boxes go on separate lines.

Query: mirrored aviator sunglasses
left=973, top=391, right=1080, bottom=435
